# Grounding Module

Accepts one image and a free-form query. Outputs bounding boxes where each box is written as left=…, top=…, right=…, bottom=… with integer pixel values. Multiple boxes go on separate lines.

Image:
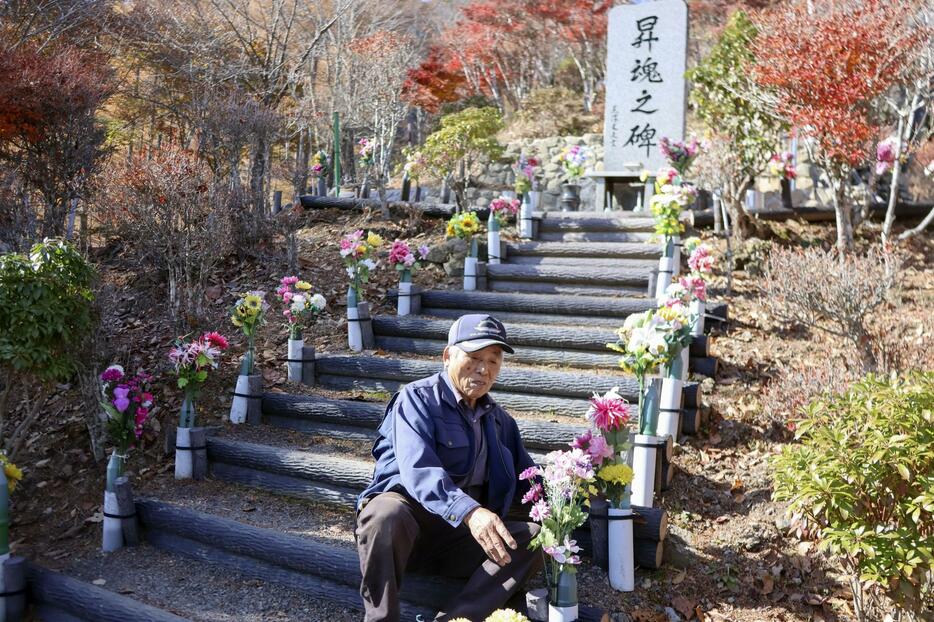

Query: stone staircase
left=32, top=210, right=723, bottom=620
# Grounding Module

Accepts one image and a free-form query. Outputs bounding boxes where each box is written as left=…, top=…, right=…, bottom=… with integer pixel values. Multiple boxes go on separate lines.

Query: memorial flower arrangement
left=659, top=136, right=700, bottom=175
left=687, top=242, right=716, bottom=275
left=99, top=364, right=156, bottom=467
left=555, top=145, right=593, bottom=182
left=230, top=291, right=268, bottom=374
left=357, top=137, right=375, bottom=167
left=340, top=230, right=383, bottom=300
left=768, top=151, right=797, bottom=180
left=520, top=448, right=594, bottom=577
left=450, top=610, right=530, bottom=622
left=310, top=150, right=330, bottom=177
left=169, top=332, right=228, bottom=427
left=583, top=387, right=633, bottom=456
left=875, top=140, right=897, bottom=175
left=511, top=154, right=539, bottom=194
left=387, top=240, right=429, bottom=277
left=677, top=275, right=706, bottom=303
left=276, top=276, right=326, bottom=339
left=401, top=146, right=426, bottom=182
left=446, top=212, right=482, bottom=257
left=649, top=182, right=694, bottom=239
left=488, top=197, right=521, bottom=227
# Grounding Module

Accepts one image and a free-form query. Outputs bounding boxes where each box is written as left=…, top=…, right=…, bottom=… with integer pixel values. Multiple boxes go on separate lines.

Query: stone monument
left=591, top=0, right=688, bottom=209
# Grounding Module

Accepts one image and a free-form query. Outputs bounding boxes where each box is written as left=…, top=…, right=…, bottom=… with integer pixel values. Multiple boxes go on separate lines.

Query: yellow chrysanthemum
left=356, top=244, right=368, bottom=255
left=484, top=609, right=530, bottom=622
left=0, top=455, right=22, bottom=493
left=366, top=232, right=384, bottom=247
left=657, top=306, right=686, bottom=324
left=244, top=294, right=262, bottom=309
left=295, top=281, right=312, bottom=291
left=235, top=304, right=250, bottom=317
left=446, top=223, right=456, bottom=237
left=231, top=316, right=243, bottom=327
left=598, top=463, right=634, bottom=486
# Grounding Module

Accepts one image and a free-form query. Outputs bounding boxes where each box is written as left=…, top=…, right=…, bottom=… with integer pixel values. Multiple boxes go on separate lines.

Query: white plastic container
left=691, top=298, right=706, bottom=337
left=102, top=491, right=123, bottom=552
left=229, top=375, right=250, bottom=424
left=174, top=426, right=193, bottom=479
left=607, top=507, right=635, bottom=592
left=631, top=434, right=659, bottom=507
left=657, top=377, right=683, bottom=442
left=287, top=338, right=303, bottom=382
left=655, top=256, right=675, bottom=302
left=347, top=304, right=363, bottom=351
left=463, top=256, right=478, bottom=291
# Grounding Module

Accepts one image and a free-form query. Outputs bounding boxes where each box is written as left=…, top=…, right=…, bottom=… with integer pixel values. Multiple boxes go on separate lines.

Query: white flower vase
left=631, top=434, right=659, bottom=507
left=229, top=374, right=250, bottom=424
left=655, top=256, right=675, bottom=302
left=463, top=256, right=478, bottom=291
left=102, top=491, right=123, bottom=552
left=548, top=570, right=578, bottom=622
left=658, top=377, right=683, bottom=443
left=691, top=298, right=706, bottom=337
left=679, top=346, right=690, bottom=382
left=347, top=286, right=363, bottom=352
left=397, top=281, right=412, bottom=316
left=607, top=507, right=635, bottom=592
left=174, top=426, right=193, bottom=479
left=519, top=195, right=535, bottom=239
left=0, top=550, right=8, bottom=622
left=287, top=337, right=303, bottom=382
left=487, top=215, right=501, bottom=265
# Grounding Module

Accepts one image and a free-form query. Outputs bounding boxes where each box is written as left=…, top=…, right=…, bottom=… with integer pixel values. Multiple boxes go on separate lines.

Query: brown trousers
left=355, top=491, right=543, bottom=622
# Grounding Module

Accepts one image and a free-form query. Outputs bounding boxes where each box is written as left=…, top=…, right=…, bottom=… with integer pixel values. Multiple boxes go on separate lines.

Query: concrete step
left=487, top=263, right=652, bottom=287
left=506, top=241, right=662, bottom=260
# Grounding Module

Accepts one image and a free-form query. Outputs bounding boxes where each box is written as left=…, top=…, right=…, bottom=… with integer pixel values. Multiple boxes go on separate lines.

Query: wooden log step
left=137, top=498, right=457, bottom=616
left=537, top=231, right=654, bottom=243
left=681, top=408, right=701, bottom=435
left=299, top=195, right=455, bottom=218
left=26, top=563, right=189, bottom=622
left=314, top=354, right=700, bottom=408
left=372, top=315, right=618, bottom=352
left=488, top=281, right=648, bottom=297
left=505, top=256, right=660, bottom=269
left=261, top=394, right=588, bottom=451
left=506, top=241, right=662, bottom=259
left=375, top=335, right=620, bottom=370
left=486, top=264, right=651, bottom=287
left=691, top=356, right=718, bottom=378
left=421, top=307, right=628, bottom=328
left=634, top=538, right=664, bottom=570
left=418, top=289, right=654, bottom=317
left=538, top=216, right=657, bottom=233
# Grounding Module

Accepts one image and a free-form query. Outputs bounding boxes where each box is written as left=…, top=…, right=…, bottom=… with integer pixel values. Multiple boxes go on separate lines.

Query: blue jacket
left=358, top=372, right=535, bottom=527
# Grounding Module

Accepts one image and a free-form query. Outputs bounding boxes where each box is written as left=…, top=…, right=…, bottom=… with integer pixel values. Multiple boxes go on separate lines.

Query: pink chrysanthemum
left=586, top=391, right=632, bottom=432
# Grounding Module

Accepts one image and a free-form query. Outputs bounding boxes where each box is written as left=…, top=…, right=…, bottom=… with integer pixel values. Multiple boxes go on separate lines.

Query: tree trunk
left=724, top=180, right=754, bottom=240
left=831, top=179, right=854, bottom=252
left=249, top=135, right=268, bottom=223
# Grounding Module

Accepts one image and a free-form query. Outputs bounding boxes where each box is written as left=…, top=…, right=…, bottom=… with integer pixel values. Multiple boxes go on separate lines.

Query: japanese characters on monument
left=603, top=0, right=688, bottom=172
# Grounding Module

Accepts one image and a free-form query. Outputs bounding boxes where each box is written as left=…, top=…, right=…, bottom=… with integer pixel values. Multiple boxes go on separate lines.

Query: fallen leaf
left=730, top=478, right=744, bottom=493
left=672, top=595, right=696, bottom=619
left=694, top=606, right=705, bottom=622
left=758, top=574, right=774, bottom=595
left=671, top=568, right=686, bottom=585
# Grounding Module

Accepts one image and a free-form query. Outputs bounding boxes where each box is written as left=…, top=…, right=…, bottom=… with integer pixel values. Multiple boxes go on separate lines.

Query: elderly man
left=355, top=314, right=543, bottom=622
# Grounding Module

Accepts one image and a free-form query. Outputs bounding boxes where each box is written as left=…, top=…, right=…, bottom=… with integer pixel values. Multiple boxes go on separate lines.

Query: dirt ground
left=9, top=208, right=933, bottom=621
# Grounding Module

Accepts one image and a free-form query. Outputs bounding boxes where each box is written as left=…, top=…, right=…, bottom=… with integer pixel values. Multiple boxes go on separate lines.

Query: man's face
left=443, top=344, right=504, bottom=405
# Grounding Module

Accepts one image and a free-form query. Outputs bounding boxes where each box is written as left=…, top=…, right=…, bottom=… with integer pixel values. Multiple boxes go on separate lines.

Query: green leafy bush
left=0, top=239, right=95, bottom=458
left=772, top=373, right=934, bottom=619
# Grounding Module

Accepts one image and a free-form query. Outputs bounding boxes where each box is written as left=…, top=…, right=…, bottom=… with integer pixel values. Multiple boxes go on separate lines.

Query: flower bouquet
left=647, top=170, right=696, bottom=299
left=450, top=610, right=530, bottom=622
left=656, top=292, right=695, bottom=439
left=487, top=197, right=520, bottom=265
left=607, top=310, right=687, bottom=507
left=311, top=150, right=330, bottom=195
left=554, top=146, right=593, bottom=212
left=659, top=136, right=700, bottom=176
left=388, top=240, right=429, bottom=316
left=340, top=230, right=382, bottom=350
left=169, top=332, right=228, bottom=478
left=520, top=449, right=594, bottom=622
left=446, top=212, right=482, bottom=291
left=512, top=154, right=539, bottom=196
left=684, top=238, right=716, bottom=337
left=578, top=389, right=637, bottom=591
left=276, top=276, right=326, bottom=382
left=0, top=452, right=21, bottom=590
left=768, top=151, right=797, bottom=180
left=99, top=364, right=155, bottom=551
left=229, top=291, right=268, bottom=424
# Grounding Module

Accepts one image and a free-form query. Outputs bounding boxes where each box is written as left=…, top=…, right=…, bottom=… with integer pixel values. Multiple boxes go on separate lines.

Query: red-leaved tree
left=754, top=0, right=924, bottom=251
left=0, top=43, right=112, bottom=238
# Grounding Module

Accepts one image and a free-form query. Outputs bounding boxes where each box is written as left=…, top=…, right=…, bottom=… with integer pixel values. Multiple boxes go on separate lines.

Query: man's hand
left=465, top=507, right=517, bottom=566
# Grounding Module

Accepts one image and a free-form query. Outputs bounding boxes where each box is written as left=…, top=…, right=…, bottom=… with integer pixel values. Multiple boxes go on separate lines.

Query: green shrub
left=0, top=239, right=95, bottom=459
left=772, top=372, right=934, bottom=619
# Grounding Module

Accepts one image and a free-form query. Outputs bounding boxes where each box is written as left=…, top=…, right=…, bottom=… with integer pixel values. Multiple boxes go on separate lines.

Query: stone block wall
left=467, top=134, right=605, bottom=211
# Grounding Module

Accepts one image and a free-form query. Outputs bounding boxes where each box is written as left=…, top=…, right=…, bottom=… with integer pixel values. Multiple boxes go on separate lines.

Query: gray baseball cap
left=447, top=314, right=514, bottom=354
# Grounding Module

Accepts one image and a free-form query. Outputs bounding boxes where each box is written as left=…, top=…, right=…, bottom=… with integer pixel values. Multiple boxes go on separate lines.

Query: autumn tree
left=754, top=0, right=924, bottom=251
left=687, top=10, right=786, bottom=240
left=0, top=43, right=112, bottom=239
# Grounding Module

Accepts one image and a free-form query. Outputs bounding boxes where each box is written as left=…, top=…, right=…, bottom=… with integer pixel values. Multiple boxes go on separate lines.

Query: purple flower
left=530, top=500, right=551, bottom=522
left=100, top=365, right=124, bottom=383
left=112, top=386, right=131, bottom=413
left=522, top=483, right=543, bottom=505
left=519, top=466, right=542, bottom=481
left=418, top=245, right=430, bottom=259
